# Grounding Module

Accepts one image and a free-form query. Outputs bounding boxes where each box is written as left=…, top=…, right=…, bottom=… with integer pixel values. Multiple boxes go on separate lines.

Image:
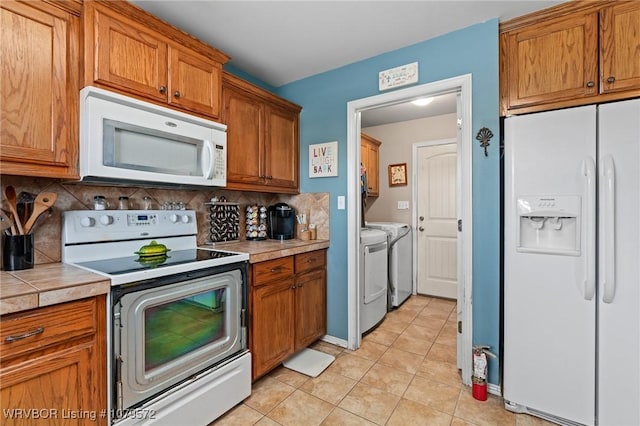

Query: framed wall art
left=309, top=141, right=338, bottom=178
left=388, top=163, right=407, bottom=186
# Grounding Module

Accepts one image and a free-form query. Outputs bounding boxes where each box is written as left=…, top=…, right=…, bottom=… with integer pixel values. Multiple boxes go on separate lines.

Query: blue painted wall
left=230, top=20, right=501, bottom=385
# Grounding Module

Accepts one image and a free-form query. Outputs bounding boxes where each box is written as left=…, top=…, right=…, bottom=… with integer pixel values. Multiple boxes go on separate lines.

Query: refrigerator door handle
left=602, top=155, right=616, bottom=303
left=582, top=157, right=596, bottom=301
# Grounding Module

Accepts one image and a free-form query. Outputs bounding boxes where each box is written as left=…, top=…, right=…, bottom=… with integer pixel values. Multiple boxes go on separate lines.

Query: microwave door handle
left=202, top=140, right=214, bottom=179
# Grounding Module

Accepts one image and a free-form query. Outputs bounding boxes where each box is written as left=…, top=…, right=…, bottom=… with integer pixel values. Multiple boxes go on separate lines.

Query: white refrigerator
left=503, top=99, right=640, bottom=426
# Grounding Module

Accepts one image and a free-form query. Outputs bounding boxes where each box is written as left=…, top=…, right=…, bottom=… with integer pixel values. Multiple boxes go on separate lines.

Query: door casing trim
left=346, top=74, right=473, bottom=386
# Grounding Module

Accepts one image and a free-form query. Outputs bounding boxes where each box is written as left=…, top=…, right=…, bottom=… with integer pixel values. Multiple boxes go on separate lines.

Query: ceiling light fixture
left=411, top=97, right=434, bottom=107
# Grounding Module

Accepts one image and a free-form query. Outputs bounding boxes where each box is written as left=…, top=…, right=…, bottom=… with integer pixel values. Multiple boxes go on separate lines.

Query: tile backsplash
left=0, top=175, right=329, bottom=268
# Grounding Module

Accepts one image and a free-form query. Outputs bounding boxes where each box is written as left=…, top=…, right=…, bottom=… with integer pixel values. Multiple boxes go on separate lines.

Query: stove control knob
left=169, top=214, right=179, bottom=223
left=99, top=215, right=114, bottom=226
left=181, top=215, right=190, bottom=224
left=80, top=217, right=95, bottom=227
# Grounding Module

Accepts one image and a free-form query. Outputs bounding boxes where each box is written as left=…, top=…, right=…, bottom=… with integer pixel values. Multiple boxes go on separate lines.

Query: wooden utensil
left=17, top=191, right=35, bottom=227
left=23, top=192, right=57, bottom=234
left=28, top=207, right=53, bottom=235
left=4, top=185, right=24, bottom=234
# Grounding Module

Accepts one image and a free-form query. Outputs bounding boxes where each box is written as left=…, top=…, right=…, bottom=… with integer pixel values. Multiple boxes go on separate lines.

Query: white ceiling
left=131, top=0, right=564, bottom=125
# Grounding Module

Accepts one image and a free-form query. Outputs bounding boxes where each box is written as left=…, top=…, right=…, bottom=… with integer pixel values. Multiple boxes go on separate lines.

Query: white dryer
left=366, top=222, right=412, bottom=308
left=360, top=228, right=388, bottom=334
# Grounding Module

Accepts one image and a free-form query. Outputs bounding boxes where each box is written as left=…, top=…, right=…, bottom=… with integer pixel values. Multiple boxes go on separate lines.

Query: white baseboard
left=488, top=382, right=502, bottom=396
left=320, top=334, right=348, bottom=348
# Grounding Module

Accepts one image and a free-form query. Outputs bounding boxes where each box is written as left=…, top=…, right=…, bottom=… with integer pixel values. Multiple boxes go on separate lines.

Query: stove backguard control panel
left=62, top=210, right=198, bottom=244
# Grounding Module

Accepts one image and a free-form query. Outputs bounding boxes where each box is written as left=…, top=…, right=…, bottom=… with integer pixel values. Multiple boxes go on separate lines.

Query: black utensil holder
left=2, top=233, right=34, bottom=271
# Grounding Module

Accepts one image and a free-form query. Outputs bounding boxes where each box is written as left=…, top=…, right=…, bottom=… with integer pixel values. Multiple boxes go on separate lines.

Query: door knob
left=419, top=226, right=424, bottom=232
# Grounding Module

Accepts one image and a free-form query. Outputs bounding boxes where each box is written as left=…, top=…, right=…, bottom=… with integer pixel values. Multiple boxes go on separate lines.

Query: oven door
left=113, top=264, right=246, bottom=411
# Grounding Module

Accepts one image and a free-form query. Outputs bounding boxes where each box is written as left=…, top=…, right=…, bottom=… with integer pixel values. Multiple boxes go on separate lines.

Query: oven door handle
left=116, top=355, right=124, bottom=412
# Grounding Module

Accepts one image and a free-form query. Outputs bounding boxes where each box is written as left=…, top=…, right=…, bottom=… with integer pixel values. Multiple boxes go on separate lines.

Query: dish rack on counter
left=206, top=201, right=240, bottom=243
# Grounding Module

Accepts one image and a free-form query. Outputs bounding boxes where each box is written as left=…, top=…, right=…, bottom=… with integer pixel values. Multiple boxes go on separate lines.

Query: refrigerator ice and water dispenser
left=516, top=195, right=581, bottom=255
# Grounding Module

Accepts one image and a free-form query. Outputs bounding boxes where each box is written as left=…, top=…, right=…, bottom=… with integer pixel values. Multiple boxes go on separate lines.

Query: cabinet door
left=92, top=7, right=168, bottom=102
left=368, top=142, right=380, bottom=196
left=223, top=86, right=264, bottom=186
left=294, top=269, right=327, bottom=351
left=265, top=105, right=299, bottom=190
left=361, top=135, right=381, bottom=197
left=1, top=343, right=103, bottom=426
left=506, top=12, right=599, bottom=109
left=251, top=280, right=295, bottom=379
left=599, top=2, right=640, bottom=94
left=168, top=45, right=222, bottom=118
left=0, top=0, right=79, bottom=178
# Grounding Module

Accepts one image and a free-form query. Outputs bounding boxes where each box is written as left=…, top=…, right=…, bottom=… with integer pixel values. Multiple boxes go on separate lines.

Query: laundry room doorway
left=346, top=74, right=473, bottom=387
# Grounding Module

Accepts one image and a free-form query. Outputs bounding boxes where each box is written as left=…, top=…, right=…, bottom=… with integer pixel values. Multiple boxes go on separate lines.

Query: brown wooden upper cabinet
left=500, top=1, right=640, bottom=115
left=222, top=72, right=301, bottom=194
left=360, top=133, right=381, bottom=197
left=83, top=1, right=229, bottom=120
left=0, top=0, right=81, bottom=178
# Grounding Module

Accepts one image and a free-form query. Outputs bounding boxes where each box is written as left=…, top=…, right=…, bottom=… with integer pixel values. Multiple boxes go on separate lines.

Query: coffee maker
left=268, top=203, right=295, bottom=240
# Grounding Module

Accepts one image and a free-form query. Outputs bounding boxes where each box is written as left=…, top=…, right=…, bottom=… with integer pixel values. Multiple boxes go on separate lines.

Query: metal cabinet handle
left=159, top=86, right=167, bottom=94
left=419, top=216, right=424, bottom=221
left=270, top=267, right=282, bottom=273
left=586, top=81, right=595, bottom=88
left=5, top=327, right=44, bottom=342
left=173, top=91, right=181, bottom=98
left=297, top=284, right=303, bottom=288
left=306, top=258, right=316, bottom=263
left=290, top=285, right=296, bottom=290
left=267, top=176, right=273, bottom=180
left=607, top=76, right=615, bottom=84
left=418, top=226, right=424, bottom=232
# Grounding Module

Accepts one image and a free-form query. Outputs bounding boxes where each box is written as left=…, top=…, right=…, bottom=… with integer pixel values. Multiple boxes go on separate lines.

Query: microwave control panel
left=213, top=143, right=226, bottom=179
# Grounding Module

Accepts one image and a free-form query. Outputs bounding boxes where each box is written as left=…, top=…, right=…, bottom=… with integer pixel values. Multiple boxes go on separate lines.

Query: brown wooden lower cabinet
left=250, top=249, right=327, bottom=380
left=0, top=296, right=107, bottom=426
left=294, top=268, right=327, bottom=351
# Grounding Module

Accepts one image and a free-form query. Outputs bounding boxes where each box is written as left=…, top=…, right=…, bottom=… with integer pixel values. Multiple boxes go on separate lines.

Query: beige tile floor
left=213, top=295, right=553, bottom=426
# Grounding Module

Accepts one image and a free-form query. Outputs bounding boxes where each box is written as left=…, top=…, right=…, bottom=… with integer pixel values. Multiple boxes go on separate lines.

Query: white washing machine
left=360, top=228, right=388, bottom=334
left=366, top=222, right=412, bottom=308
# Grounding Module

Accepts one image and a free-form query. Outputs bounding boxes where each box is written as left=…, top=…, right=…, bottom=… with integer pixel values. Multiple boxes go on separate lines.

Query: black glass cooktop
left=76, top=249, right=239, bottom=276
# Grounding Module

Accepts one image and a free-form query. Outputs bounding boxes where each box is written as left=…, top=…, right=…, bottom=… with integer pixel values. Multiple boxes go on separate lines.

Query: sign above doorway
left=379, top=62, right=419, bottom=91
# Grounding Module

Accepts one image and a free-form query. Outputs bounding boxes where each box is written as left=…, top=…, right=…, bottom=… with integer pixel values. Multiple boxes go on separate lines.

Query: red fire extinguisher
left=472, top=345, right=496, bottom=401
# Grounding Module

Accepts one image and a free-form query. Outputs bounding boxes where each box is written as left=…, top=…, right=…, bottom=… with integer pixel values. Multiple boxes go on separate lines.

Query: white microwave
left=79, top=86, right=226, bottom=188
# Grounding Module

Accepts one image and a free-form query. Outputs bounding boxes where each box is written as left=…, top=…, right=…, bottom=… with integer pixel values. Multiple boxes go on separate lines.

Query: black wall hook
left=476, top=127, right=494, bottom=157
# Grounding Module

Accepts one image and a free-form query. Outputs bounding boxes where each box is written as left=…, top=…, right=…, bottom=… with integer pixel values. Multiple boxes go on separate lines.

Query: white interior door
left=416, top=142, right=457, bottom=299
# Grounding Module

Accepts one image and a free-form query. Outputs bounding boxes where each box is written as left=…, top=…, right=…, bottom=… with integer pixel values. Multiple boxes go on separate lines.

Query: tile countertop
left=1, top=263, right=110, bottom=316
left=207, top=238, right=330, bottom=263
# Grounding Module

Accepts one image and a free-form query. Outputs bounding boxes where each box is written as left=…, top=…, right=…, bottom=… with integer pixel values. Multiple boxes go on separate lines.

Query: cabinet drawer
left=0, top=298, right=97, bottom=362
left=295, top=250, right=326, bottom=274
left=252, top=256, right=294, bottom=286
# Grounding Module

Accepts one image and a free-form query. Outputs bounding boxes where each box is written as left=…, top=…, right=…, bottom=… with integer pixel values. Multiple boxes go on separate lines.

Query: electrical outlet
left=397, top=201, right=409, bottom=209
